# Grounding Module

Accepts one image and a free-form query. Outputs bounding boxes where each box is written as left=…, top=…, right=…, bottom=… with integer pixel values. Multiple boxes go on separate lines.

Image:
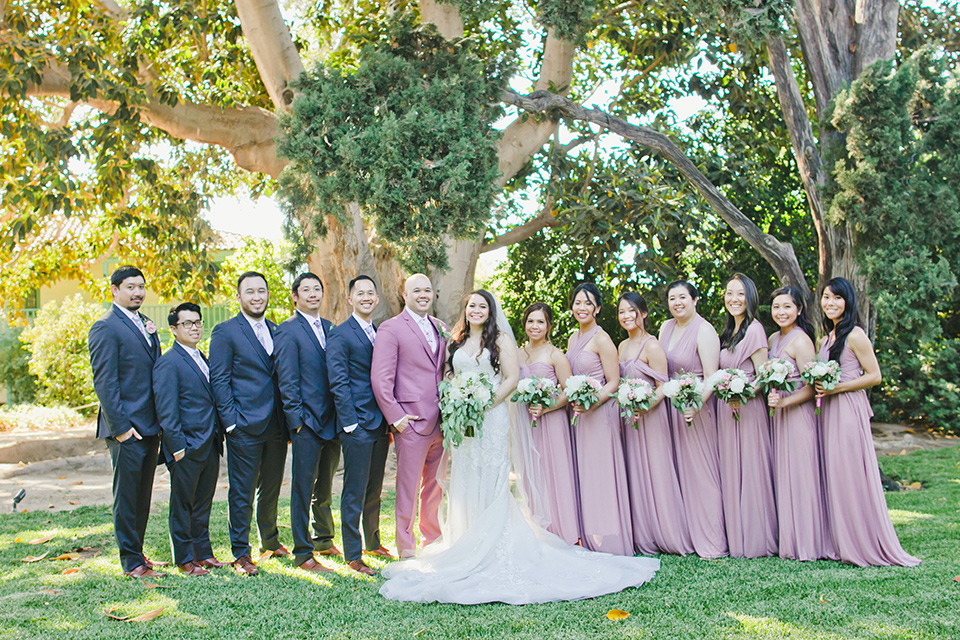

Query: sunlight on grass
left=725, top=613, right=845, bottom=639
left=258, top=557, right=338, bottom=586
left=888, top=510, right=934, bottom=524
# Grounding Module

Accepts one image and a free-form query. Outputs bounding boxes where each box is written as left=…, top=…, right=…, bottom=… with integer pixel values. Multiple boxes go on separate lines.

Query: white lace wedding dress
left=379, top=348, right=660, bottom=605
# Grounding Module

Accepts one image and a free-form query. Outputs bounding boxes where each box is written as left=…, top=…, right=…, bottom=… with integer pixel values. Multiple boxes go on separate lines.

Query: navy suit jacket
left=88, top=305, right=161, bottom=439
left=327, top=315, right=384, bottom=433
left=153, top=342, right=222, bottom=459
left=208, top=313, right=282, bottom=437
left=274, top=312, right=337, bottom=441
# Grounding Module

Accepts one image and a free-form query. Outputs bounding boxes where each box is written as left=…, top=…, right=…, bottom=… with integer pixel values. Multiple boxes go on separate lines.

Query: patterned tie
left=133, top=314, right=152, bottom=346
left=421, top=317, right=436, bottom=351
left=191, top=350, right=210, bottom=381
left=363, top=323, right=376, bottom=345
left=254, top=321, right=268, bottom=351
left=313, top=319, right=326, bottom=349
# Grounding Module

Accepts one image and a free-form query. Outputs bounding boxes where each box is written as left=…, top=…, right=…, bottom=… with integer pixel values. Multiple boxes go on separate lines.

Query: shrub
left=0, top=404, right=89, bottom=432
left=0, top=322, right=36, bottom=404
left=19, top=295, right=103, bottom=410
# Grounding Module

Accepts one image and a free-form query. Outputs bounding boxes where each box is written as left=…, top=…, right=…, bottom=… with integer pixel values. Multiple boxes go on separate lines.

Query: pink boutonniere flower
left=434, top=320, right=451, bottom=342
left=144, top=320, right=157, bottom=335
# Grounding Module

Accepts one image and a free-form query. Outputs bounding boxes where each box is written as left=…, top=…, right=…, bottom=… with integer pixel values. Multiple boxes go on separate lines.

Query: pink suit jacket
left=371, top=311, right=447, bottom=436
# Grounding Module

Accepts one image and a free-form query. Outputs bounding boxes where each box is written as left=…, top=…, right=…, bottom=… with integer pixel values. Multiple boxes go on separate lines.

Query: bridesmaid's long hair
left=719, top=273, right=760, bottom=350
left=617, top=291, right=649, bottom=333
left=522, top=302, right=554, bottom=342
left=771, top=285, right=816, bottom=343
left=821, top=277, right=860, bottom=362
left=447, top=289, right=501, bottom=374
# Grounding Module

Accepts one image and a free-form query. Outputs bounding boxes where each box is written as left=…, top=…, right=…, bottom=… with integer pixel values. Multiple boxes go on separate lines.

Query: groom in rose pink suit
left=371, top=273, right=447, bottom=558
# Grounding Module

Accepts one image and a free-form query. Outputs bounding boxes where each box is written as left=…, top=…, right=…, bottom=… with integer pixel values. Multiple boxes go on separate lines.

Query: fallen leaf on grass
left=61, top=568, right=81, bottom=575
left=412, top=629, right=425, bottom=637
left=68, top=501, right=79, bottom=506
left=53, top=553, right=81, bottom=561
left=14, top=536, right=22, bottom=543
left=128, top=608, right=165, bottom=622
left=908, top=481, right=922, bottom=489
left=28, top=536, right=53, bottom=545
left=606, top=609, right=630, bottom=620
left=819, top=597, right=830, bottom=604
left=21, top=553, right=49, bottom=562
left=40, top=589, right=62, bottom=595
left=143, top=582, right=172, bottom=589
left=70, top=481, right=83, bottom=485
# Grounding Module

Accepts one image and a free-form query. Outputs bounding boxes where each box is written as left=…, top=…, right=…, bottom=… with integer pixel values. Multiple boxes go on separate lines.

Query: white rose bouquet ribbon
left=563, top=375, right=602, bottom=426
left=438, top=371, right=494, bottom=449
left=661, top=371, right=705, bottom=425
left=511, top=376, right=558, bottom=428
left=707, top=368, right=756, bottom=422
left=755, top=358, right=797, bottom=417
left=616, top=378, right=658, bottom=429
left=800, top=359, right=842, bottom=415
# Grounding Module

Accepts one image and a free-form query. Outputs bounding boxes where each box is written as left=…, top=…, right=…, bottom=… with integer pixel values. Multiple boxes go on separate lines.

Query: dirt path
left=0, top=422, right=955, bottom=513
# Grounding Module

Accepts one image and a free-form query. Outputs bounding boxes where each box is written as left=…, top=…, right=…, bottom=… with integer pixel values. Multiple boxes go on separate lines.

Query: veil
left=490, top=294, right=553, bottom=531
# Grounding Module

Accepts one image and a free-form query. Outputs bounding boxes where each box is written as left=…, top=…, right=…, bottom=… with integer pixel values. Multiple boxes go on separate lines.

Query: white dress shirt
left=404, top=306, right=437, bottom=351
left=242, top=312, right=273, bottom=355
left=296, top=309, right=326, bottom=349
left=114, top=303, right=152, bottom=346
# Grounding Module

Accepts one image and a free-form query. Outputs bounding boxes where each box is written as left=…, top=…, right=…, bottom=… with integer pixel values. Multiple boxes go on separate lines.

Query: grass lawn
left=1, top=447, right=957, bottom=640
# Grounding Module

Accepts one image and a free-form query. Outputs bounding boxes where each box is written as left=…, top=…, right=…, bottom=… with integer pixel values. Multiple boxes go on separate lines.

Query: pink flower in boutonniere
left=144, top=320, right=157, bottom=335
left=435, top=321, right=451, bottom=342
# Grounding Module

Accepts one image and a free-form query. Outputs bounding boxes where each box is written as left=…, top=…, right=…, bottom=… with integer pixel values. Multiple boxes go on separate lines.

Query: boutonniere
left=144, top=320, right=157, bottom=335
left=434, top=320, right=450, bottom=342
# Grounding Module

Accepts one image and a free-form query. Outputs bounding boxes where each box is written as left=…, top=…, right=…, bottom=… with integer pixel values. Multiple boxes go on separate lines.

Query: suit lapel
left=112, top=306, right=156, bottom=360
left=348, top=316, right=374, bottom=356
left=402, top=311, right=437, bottom=361
left=174, top=342, right=214, bottom=400
left=295, top=313, right=325, bottom=356
left=237, top=314, right=272, bottom=368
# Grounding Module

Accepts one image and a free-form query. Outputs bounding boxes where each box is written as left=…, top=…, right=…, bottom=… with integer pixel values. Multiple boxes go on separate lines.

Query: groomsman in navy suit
left=88, top=265, right=163, bottom=578
left=328, top=275, right=393, bottom=576
left=209, top=271, right=287, bottom=576
left=153, top=303, right=226, bottom=576
left=274, top=272, right=340, bottom=573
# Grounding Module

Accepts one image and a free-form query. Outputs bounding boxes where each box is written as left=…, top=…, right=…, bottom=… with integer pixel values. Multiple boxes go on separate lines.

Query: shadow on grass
left=0, top=448, right=957, bottom=639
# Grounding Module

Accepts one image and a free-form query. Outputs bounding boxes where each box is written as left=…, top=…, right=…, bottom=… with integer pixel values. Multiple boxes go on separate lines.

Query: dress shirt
left=343, top=313, right=377, bottom=433
left=114, top=303, right=152, bottom=347
left=297, top=309, right=326, bottom=349
left=179, top=342, right=209, bottom=381
left=404, top=306, right=437, bottom=352
left=242, top=312, right=274, bottom=355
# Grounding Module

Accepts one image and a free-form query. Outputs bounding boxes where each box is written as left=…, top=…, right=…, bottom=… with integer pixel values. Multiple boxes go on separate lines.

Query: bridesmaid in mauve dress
left=766, top=286, right=836, bottom=561
left=715, top=274, right=777, bottom=558
left=617, top=292, right=694, bottom=556
left=659, top=280, right=727, bottom=558
left=513, top=302, right=581, bottom=545
left=815, top=278, right=919, bottom=567
left=565, top=283, right=634, bottom=556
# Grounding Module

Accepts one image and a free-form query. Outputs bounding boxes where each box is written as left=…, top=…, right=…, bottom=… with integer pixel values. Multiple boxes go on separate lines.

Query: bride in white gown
left=379, top=290, right=660, bottom=605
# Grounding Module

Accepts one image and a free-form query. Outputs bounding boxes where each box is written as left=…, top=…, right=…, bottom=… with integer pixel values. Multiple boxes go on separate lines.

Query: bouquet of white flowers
left=511, top=376, right=559, bottom=428
left=616, top=378, right=659, bottom=429
left=708, top=368, right=756, bottom=422
left=755, top=358, right=797, bottom=416
left=662, top=371, right=705, bottom=425
left=800, top=359, right=842, bottom=415
left=439, top=371, right=495, bottom=449
left=563, top=375, right=602, bottom=426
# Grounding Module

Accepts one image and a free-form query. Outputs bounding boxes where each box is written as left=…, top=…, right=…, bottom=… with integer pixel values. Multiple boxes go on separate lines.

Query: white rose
left=730, top=378, right=746, bottom=394
left=662, top=380, right=681, bottom=397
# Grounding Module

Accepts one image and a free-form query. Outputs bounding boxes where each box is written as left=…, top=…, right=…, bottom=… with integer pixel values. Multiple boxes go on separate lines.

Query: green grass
left=1, top=447, right=958, bottom=639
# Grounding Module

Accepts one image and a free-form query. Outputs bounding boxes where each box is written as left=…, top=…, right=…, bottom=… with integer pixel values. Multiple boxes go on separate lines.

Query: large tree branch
left=482, top=207, right=560, bottom=253
left=26, top=63, right=285, bottom=177
left=497, top=28, right=576, bottom=187
left=233, top=0, right=305, bottom=113
left=501, top=89, right=810, bottom=299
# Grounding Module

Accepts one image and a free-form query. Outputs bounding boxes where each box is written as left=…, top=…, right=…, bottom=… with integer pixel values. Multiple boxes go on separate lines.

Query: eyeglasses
left=176, top=320, right=203, bottom=329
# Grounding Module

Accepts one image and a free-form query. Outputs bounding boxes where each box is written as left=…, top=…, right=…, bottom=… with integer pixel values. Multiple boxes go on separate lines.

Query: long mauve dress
left=818, top=340, right=920, bottom=567
left=661, top=316, right=727, bottom=558
left=620, top=336, right=695, bottom=556
left=514, top=362, right=581, bottom=545
left=770, top=327, right=836, bottom=561
left=567, top=327, right=634, bottom=555
left=717, top=319, right=778, bottom=558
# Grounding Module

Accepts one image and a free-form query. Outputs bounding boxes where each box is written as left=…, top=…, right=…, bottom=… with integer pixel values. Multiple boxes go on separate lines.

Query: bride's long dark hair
left=446, top=289, right=501, bottom=374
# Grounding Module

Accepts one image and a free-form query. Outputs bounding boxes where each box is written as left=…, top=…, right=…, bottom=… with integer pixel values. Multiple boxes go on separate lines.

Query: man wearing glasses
left=153, top=303, right=226, bottom=575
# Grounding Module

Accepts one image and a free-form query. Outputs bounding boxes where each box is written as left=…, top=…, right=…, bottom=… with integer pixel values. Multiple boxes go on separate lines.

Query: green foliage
left=217, top=238, right=297, bottom=324
left=0, top=404, right=87, bottom=431
left=0, top=322, right=36, bottom=404
left=828, top=50, right=960, bottom=432
left=19, top=295, right=103, bottom=410
left=277, top=13, right=506, bottom=273
left=685, top=0, right=792, bottom=44
left=537, top=0, right=598, bottom=43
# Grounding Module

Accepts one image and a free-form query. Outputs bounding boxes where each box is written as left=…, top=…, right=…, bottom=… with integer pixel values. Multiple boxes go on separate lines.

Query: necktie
left=133, top=314, right=151, bottom=346
left=254, top=322, right=268, bottom=351
left=363, top=324, right=376, bottom=345
left=191, top=350, right=210, bottom=381
left=421, top=317, right=436, bottom=351
left=313, top=319, right=326, bottom=349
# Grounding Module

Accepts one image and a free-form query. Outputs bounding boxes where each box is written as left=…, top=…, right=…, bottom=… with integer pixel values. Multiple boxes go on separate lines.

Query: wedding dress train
left=379, top=348, right=660, bottom=605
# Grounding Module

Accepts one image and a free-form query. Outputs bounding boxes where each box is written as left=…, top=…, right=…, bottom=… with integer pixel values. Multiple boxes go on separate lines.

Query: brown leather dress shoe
left=365, top=546, right=395, bottom=559
left=178, top=562, right=210, bottom=576
left=196, top=557, right=227, bottom=569
left=143, top=556, right=170, bottom=568
left=265, top=544, right=290, bottom=557
left=233, top=555, right=259, bottom=576
left=124, top=564, right=161, bottom=579
left=347, top=559, right=376, bottom=576
left=298, top=557, right=333, bottom=573
left=316, top=545, right=342, bottom=557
